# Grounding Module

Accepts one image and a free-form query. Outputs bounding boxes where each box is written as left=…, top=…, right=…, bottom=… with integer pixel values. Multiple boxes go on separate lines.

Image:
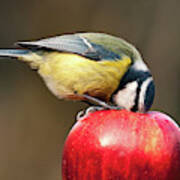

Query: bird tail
left=0, top=49, right=43, bottom=69
left=0, top=49, right=31, bottom=58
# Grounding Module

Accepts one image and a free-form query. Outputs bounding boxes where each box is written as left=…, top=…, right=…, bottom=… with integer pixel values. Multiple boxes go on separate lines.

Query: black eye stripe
left=144, top=81, right=155, bottom=111
left=131, top=82, right=141, bottom=112
left=131, top=77, right=154, bottom=112
left=114, top=67, right=152, bottom=92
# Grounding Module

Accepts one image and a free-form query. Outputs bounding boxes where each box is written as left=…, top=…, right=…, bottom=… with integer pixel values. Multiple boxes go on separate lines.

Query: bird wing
left=16, top=33, right=139, bottom=61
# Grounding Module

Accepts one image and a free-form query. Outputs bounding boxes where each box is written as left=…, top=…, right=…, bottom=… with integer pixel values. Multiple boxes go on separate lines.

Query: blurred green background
left=0, top=0, right=179, bottom=179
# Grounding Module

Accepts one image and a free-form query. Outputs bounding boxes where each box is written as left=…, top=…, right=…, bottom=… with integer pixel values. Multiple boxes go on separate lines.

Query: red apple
left=62, top=110, right=180, bottom=180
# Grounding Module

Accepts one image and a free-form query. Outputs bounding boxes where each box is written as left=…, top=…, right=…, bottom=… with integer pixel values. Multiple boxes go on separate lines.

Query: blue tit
left=0, top=32, right=155, bottom=112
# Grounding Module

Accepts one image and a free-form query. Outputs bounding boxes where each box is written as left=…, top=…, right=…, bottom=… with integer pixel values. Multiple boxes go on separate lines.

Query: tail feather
left=0, top=49, right=30, bottom=58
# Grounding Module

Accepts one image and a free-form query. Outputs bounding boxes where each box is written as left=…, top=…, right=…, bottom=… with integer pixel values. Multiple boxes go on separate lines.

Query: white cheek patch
left=138, top=77, right=153, bottom=112
left=113, top=81, right=138, bottom=110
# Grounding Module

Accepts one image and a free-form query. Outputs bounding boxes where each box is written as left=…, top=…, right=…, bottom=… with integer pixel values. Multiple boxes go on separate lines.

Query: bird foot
left=76, top=106, right=103, bottom=121
left=76, top=105, right=123, bottom=121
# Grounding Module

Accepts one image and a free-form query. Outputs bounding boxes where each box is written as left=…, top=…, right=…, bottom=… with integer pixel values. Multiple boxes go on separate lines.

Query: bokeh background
left=0, top=0, right=179, bottom=179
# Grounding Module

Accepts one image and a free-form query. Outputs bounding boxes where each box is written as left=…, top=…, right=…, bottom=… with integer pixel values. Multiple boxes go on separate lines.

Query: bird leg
left=76, top=94, right=124, bottom=121
left=82, top=94, right=120, bottom=109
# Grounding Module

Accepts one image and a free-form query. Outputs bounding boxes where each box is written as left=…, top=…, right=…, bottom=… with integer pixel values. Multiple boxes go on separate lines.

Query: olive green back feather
left=16, top=32, right=142, bottom=62
left=80, top=33, right=142, bottom=62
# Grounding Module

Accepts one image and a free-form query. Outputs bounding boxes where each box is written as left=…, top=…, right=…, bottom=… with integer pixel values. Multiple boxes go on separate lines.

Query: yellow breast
left=38, top=52, right=131, bottom=101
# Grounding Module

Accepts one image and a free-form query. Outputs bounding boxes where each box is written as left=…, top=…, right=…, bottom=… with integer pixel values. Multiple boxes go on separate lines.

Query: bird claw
left=86, top=106, right=105, bottom=113
left=76, top=105, right=123, bottom=121
left=76, top=110, right=86, bottom=121
left=76, top=106, right=104, bottom=121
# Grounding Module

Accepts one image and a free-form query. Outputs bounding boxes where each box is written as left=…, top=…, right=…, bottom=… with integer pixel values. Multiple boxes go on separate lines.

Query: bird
left=0, top=32, right=155, bottom=112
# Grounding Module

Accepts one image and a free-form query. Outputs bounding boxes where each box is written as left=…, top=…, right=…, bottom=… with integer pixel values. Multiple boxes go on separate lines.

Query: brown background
left=0, top=0, right=179, bottom=180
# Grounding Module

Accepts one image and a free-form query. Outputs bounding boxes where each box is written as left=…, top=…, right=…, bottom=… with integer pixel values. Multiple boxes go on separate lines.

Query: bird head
left=112, top=60, right=155, bottom=113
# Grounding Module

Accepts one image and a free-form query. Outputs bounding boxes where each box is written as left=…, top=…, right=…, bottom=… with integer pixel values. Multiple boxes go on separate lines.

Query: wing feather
left=16, top=33, right=121, bottom=61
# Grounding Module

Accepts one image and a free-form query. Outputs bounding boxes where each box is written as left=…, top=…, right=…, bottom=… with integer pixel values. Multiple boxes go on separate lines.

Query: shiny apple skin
left=62, top=110, right=180, bottom=180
